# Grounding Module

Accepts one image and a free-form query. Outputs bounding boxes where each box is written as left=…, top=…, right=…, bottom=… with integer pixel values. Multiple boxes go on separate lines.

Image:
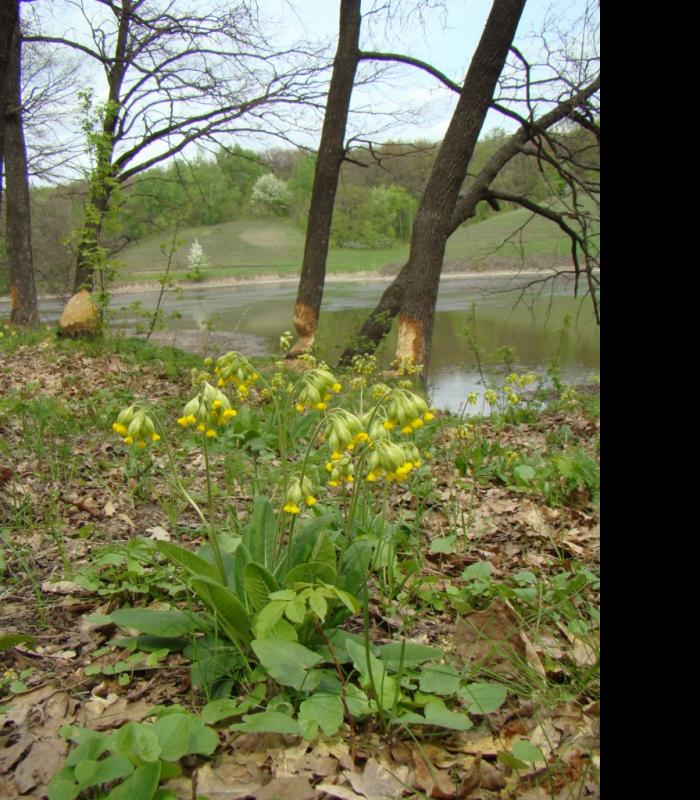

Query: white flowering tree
left=250, top=173, right=292, bottom=217
left=186, top=239, right=209, bottom=281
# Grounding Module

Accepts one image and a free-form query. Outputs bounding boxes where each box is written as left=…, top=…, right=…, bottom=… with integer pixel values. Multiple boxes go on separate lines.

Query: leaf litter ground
left=0, top=335, right=599, bottom=799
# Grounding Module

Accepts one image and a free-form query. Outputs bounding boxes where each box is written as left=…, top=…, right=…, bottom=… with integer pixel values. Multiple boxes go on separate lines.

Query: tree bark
left=72, top=182, right=112, bottom=292
left=287, top=0, right=362, bottom=357
left=4, top=4, right=39, bottom=327
left=0, top=0, right=19, bottom=216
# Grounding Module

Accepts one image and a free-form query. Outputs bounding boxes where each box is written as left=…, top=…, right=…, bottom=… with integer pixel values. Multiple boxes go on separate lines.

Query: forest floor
left=0, top=329, right=599, bottom=800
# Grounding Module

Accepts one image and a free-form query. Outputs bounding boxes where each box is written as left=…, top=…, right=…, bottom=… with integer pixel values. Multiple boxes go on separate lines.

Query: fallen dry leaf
left=270, top=742, right=339, bottom=779
left=345, top=757, right=410, bottom=800
left=77, top=695, right=154, bottom=730
left=412, top=745, right=457, bottom=798
left=40, top=580, right=90, bottom=595
left=530, top=719, right=560, bottom=760
left=457, top=752, right=481, bottom=798
left=255, top=775, right=321, bottom=800
left=479, top=761, right=506, bottom=791
left=454, top=732, right=505, bottom=758
left=165, top=757, right=260, bottom=799
left=0, top=686, right=77, bottom=797
left=454, top=599, right=526, bottom=668
left=568, top=635, right=598, bottom=667
left=316, top=783, right=367, bottom=800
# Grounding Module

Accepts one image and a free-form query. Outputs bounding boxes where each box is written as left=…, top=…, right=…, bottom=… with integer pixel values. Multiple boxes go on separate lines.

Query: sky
left=266, top=0, right=592, bottom=143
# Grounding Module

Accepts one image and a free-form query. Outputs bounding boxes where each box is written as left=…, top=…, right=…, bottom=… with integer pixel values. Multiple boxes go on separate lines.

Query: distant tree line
left=0, top=122, right=595, bottom=296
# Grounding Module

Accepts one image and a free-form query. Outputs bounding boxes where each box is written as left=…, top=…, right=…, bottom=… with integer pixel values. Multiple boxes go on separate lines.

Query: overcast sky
left=267, top=0, right=591, bottom=142
left=25, top=0, right=595, bottom=180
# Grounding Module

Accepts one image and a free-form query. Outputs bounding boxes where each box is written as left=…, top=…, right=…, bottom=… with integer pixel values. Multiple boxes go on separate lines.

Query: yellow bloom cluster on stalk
left=320, top=385, right=434, bottom=488
left=284, top=475, right=317, bottom=514
left=503, top=372, right=539, bottom=404
left=296, top=367, right=342, bottom=413
left=365, top=439, right=422, bottom=483
left=112, top=404, right=160, bottom=448
left=484, top=372, right=540, bottom=410
left=212, top=351, right=260, bottom=400
left=370, top=384, right=435, bottom=435
left=506, top=372, right=539, bottom=389
left=177, top=381, right=237, bottom=438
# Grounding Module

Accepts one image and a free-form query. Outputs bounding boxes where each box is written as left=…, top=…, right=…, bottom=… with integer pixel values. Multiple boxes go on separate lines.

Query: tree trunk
left=72, top=183, right=111, bottom=292
left=393, top=0, right=526, bottom=374
left=4, top=6, right=39, bottom=327
left=288, top=0, right=362, bottom=357
left=0, top=0, right=19, bottom=216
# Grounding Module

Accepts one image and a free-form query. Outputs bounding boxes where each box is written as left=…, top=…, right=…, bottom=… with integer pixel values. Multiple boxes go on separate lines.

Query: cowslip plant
left=104, top=350, right=445, bottom=728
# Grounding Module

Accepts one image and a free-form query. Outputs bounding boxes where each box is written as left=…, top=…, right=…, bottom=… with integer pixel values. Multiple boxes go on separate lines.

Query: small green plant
left=122, top=224, right=184, bottom=341
left=99, top=353, right=467, bottom=730
left=46, top=708, right=218, bottom=800
left=73, top=537, right=184, bottom=600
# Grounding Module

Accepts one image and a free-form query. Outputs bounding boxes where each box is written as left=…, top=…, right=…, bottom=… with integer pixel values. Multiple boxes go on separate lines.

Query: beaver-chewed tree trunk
left=287, top=0, right=362, bottom=358
left=339, top=0, right=527, bottom=374
left=4, top=5, right=39, bottom=327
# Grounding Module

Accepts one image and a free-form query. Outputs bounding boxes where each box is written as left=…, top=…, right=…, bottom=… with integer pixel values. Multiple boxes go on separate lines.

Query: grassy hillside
left=446, top=203, right=596, bottom=267
left=116, top=202, right=598, bottom=285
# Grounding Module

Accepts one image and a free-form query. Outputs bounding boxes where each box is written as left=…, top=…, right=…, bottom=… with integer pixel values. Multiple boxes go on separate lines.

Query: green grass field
left=116, top=202, right=598, bottom=285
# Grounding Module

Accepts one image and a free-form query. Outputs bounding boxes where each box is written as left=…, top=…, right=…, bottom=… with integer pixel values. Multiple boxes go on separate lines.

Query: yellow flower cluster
left=321, top=388, right=429, bottom=488
left=369, top=385, right=435, bottom=435
left=0, top=324, right=18, bottom=340
left=296, top=368, right=342, bottom=413
left=212, top=351, right=260, bottom=400
left=560, top=386, right=580, bottom=407
left=351, top=353, right=377, bottom=376
left=325, top=451, right=355, bottom=488
left=112, top=404, right=160, bottom=448
left=392, top=355, right=423, bottom=378
left=324, top=408, right=366, bottom=452
left=506, top=372, right=539, bottom=388
left=284, top=476, right=317, bottom=514
left=365, top=439, right=421, bottom=483
left=177, top=382, right=237, bottom=438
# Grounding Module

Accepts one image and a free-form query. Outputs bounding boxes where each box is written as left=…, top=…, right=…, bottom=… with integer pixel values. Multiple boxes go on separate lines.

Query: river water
left=2, top=271, right=599, bottom=413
